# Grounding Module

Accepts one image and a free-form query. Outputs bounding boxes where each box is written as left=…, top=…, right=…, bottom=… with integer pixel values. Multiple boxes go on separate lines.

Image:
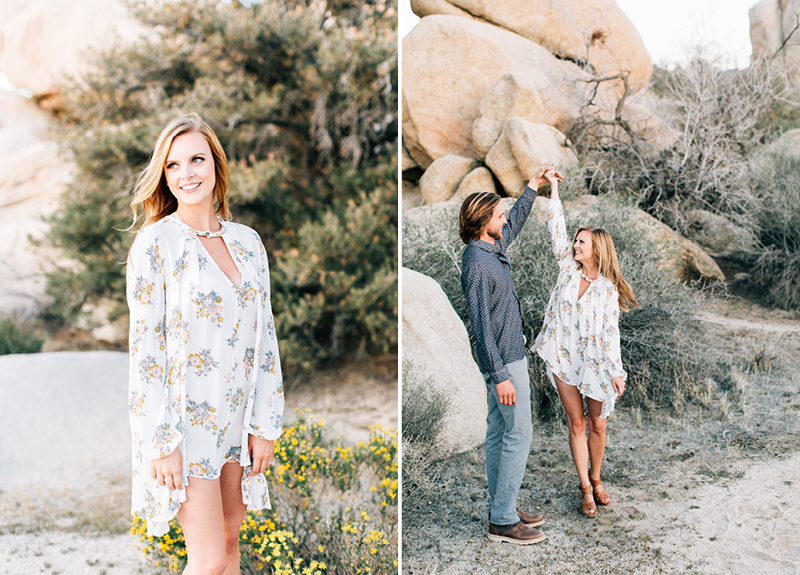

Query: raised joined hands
left=528, top=166, right=565, bottom=191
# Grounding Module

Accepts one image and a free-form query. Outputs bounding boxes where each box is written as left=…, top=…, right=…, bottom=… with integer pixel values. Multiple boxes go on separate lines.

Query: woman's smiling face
left=164, top=131, right=216, bottom=210
left=573, top=229, right=595, bottom=265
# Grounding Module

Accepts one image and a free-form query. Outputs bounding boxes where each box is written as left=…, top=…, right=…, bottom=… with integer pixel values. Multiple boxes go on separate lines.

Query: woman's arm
left=544, top=171, right=571, bottom=264
left=601, top=289, right=627, bottom=396
left=127, top=228, right=184, bottom=490
left=245, top=234, right=285, bottom=476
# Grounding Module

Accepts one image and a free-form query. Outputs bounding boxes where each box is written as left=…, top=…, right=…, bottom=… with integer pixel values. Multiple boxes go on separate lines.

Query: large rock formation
left=411, top=0, right=653, bottom=92
left=750, top=0, right=800, bottom=80
left=750, top=0, right=789, bottom=59
left=472, top=72, right=546, bottom=161
left=485, top=119, right=577, bottom=196
left=0, top=0, right=150, bottom=101
left=0, top=140, right=74, bottom=314
left=0, top=92, right=70, bottom=314
left=453, top=167, right=498, bottom=200
left=0, top=1, right=150, bottom=321
left=402, top=267, right=487, bottom=455
left=401, top=4, right=658, bottom=214
left=402, top=15, right=596, bottom=168
left=0, top=91, right=52, bottom=158
left=419, top=155, right=478, bottom=204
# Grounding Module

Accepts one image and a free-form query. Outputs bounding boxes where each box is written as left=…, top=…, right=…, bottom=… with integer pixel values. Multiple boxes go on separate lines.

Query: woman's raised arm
left=544, top=171, right=571, bottom=264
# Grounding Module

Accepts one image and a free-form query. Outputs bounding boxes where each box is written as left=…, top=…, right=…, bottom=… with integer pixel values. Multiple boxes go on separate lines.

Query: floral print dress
left=127, top=213, right=284, bottom=536
left=533, top=199, right=626, bottom=418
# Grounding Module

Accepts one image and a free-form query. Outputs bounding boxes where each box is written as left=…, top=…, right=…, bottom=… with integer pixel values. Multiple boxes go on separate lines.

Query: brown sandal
left=591, top=479, right=611, bottom=506
left=580, top=484, right=596, bottom=517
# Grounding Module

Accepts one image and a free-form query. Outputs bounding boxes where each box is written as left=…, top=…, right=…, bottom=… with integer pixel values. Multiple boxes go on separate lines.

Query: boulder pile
left=402, top=0, right=654, bottom=208
left=0, top=0, right=144, bottom=339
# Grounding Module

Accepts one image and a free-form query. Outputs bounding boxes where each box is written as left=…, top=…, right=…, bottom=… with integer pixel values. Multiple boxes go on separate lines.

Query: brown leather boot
left=517, top=507, right=545, bottom=527
left=488, top=521, right=547, bottom=545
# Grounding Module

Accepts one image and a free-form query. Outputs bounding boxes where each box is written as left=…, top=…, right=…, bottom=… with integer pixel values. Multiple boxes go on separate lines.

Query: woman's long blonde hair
left=130, top=113, right=231, bottom=228
left=573, top=227, right=639, bottom=312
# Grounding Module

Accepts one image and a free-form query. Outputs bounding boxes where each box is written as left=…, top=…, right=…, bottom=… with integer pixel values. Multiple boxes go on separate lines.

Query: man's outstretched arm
left=499, top=166, right=564, bottom=252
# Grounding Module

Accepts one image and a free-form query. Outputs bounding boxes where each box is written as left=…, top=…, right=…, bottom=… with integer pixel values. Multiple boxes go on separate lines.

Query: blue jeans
left=482, top=356, right=532, bottom=526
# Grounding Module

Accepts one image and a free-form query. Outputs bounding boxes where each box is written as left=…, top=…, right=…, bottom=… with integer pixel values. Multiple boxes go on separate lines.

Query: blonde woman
left=127, top=113, right=284, bottom=574
left=533, top=170, right=638, bottom=518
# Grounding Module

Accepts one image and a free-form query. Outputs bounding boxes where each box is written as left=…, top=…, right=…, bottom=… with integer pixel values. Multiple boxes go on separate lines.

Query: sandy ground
left=0, top=352, right=397, bottom=574
left=403, top=297, right=800, bottom=575
left=0, top=532, right=151, bottom=575
left=634, top=452, right=800, bottom=574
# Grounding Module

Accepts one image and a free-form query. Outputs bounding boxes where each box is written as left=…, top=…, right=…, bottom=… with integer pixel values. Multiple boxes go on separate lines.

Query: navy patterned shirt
left=461, top=186, right=538, bottom=385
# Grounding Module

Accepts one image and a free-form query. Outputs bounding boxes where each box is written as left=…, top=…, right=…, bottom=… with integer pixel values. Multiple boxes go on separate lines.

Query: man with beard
left=459, top=166, right=563, bottom=545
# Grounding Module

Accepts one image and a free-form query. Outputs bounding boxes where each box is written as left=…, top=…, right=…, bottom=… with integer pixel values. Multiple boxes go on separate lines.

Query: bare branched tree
left=567, top=54, right=797, bottom=237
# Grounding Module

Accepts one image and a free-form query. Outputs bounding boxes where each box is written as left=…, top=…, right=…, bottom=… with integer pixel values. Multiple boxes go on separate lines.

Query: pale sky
left=400, top=0, right=762, bottom=69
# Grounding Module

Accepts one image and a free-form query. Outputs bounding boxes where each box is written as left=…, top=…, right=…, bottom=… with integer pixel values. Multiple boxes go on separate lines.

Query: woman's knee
left=225, top=527, right=241, bottom=556
left=566, top=413, right=586, bottom=436
left=190, top=554, right=228, bottom=575
left=588, top=415, right=606, bottom=435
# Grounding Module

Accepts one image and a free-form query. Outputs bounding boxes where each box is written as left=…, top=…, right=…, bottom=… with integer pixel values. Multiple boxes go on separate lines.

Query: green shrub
left=132, top=410, right=397, bottom=574
left=0, top=316, right=44, bottom=355
left=402, top=194, right=715, bottom=421
left=44, top=0, right=397, bottom=368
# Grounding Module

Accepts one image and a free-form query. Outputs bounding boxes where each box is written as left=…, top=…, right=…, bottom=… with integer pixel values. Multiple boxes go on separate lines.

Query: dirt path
left=632, top=451, right=800, bottom=574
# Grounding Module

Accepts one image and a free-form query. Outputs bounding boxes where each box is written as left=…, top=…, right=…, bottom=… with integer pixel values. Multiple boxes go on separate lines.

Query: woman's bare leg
left=553, top=374, right=590, bottom=489
left=219, top=462, right=247, bottom=575
left=178, top=476, right=228, bottom=575
left=177, top=463, right=247, bottom=575
left=586, top=398, right=609, bottom=502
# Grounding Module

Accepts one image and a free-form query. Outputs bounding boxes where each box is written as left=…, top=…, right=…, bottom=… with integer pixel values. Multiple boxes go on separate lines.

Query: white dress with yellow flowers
left=533, top=199, right=626, bottom=419
left=127, top=213, right=284, bottom=536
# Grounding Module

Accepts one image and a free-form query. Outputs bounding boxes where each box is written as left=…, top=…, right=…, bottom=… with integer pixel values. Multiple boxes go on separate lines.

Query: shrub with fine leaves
left=44, top=0, right=398, bottom=368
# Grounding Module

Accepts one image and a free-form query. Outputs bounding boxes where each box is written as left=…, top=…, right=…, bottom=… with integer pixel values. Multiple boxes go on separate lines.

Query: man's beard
left=488, top=226, right=502, bottom=241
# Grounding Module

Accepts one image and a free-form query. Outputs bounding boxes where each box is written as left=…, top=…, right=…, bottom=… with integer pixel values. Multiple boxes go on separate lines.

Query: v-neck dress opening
left=195, top=236, right=244, bottom=290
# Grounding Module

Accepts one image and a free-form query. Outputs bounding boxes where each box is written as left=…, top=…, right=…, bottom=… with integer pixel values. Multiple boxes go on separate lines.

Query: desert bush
left=571, top=56, right=787, bottom=229
left=402, top=193, right=716, bottom=421
left=0, top=316, right=44, bottom=355
left=748, top=145, right=800, bottom=310
left=567, top=52, right=800, bottom=310
left=132, top=410, right=397, bottom=574
left=44, top=0, right=397, bottom=368
left=401, top=360, right=454, bottom=524
left=401, top=361, right=450, bottom=446
left=401, top=203, right=465, bottom=318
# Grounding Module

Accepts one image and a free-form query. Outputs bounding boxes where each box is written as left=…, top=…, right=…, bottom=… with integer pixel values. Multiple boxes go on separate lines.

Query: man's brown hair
left=459, top=191, right=501, bottom=245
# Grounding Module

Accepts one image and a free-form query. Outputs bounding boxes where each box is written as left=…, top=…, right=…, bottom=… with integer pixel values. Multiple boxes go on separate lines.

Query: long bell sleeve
left=246, top=237, right=284, bottom=442
left=127, top=227, right=184, bottom=464
left=546, top=198, right=572, bottom=266
left=128, top=226, right=189, bottom=536
left=601, top=289, right=627, bottom=382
